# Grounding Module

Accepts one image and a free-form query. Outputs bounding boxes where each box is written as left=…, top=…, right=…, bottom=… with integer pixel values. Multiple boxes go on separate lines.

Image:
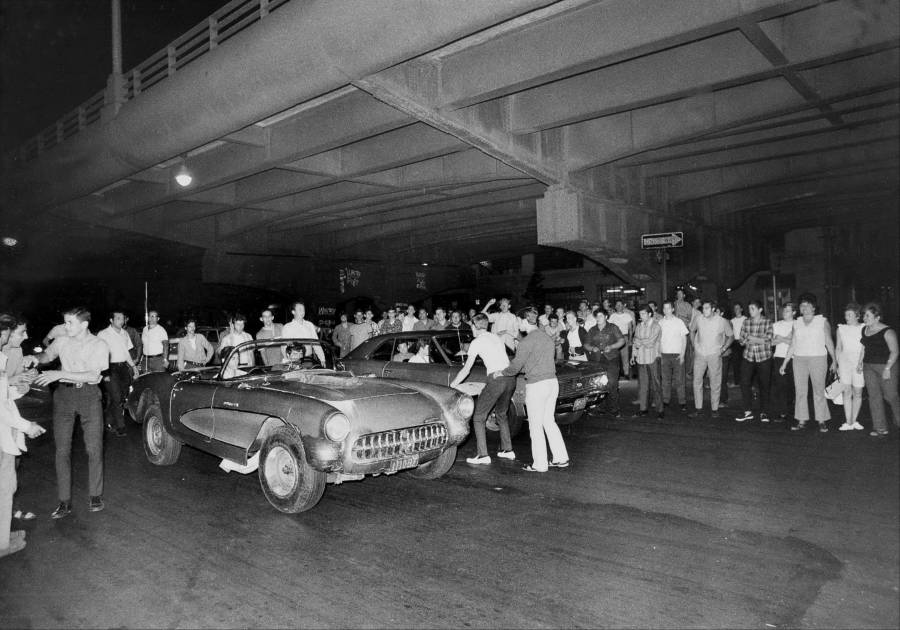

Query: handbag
left=824, top=373, right=844, bottom=406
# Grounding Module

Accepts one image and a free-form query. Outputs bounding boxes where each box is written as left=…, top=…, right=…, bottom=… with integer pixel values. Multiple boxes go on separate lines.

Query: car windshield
left=219, top=339, right=335, bottom=379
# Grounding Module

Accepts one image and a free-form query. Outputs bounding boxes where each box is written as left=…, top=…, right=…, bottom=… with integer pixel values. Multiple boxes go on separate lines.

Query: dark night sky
left=0, top=0, right=225, bottom=153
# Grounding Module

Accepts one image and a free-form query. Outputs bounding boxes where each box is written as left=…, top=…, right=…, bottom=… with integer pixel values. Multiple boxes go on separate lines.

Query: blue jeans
left=864, top=363, right=900, bottom=433
left=472, top=375, right=516, bottom=456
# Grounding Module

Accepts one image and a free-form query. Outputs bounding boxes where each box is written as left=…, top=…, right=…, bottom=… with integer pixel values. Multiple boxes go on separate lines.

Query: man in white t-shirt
left=282, top=301, right=325, bottom=365
left=220, top=313, right=254, bottom=366
left=727, top=303, right=746, bottom=387
left=140, top=310, right=169, bottom=373
left=481, top=297, right=519, bottom=351
left=450, top=313, right=516, bottom=465
left=658, top=301, right=689, bottom=411
left=770, top=302, right=795, bottom=421
left=608, top=300, right=635, bottom=379
left=401, top=305, right=418, bottom=332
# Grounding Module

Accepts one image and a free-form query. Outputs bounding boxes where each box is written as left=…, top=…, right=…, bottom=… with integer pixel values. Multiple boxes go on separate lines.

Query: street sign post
left=641, top=232, right=684, bottom=301
left=641, top=232, right=684, bottom=249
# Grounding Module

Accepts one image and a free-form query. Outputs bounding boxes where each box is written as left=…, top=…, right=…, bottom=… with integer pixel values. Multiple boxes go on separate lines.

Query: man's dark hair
left=232, top=313, right=247, bottom=324
left=0, top=313, right=17, bottom=332
left=798, top=292, right=818, bottom=310
left=109, top=309, right=126, bottom=320
left=64, top=306, right=91, bottom=323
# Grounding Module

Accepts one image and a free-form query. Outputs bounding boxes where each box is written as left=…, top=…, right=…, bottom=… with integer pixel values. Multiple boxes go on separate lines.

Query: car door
left=169, top=374, right=217, bottom=442
left=209, top=375, right=271, bottom=463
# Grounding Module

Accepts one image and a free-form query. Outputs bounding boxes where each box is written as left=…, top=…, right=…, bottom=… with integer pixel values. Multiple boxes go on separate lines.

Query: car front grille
left=353, top=423, right=448, bottom=462
left=558, top=372, right=604, bottom=398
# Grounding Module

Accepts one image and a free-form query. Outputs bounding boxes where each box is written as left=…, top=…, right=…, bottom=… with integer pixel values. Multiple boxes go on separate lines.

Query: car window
left=390, top=335, right=426, bottom=362
left=219, top=340, right=334, bottom=379
left=204, top=330, right=219, bottom=343
left=369, top=339, right=394, bottom=362
left=438, top=331, right=475, bottom=366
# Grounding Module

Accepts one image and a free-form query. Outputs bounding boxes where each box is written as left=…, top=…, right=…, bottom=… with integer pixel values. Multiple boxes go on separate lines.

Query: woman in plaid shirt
left=735, top=300, right=774, bottom=423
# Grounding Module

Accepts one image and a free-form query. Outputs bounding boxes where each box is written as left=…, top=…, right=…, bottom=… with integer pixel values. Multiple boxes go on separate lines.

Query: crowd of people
left=1, top=290, right=897, bottom=558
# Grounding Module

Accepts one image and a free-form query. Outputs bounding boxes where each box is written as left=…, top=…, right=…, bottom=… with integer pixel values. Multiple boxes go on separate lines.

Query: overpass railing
left=12, top=0, right=291, bottom=164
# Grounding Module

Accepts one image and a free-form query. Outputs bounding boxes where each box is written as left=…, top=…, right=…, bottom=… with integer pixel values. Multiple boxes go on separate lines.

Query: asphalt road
left=2, top=383, right=898, bottom=629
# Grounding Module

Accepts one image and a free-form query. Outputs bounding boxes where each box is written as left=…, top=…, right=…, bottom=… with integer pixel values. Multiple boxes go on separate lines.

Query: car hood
left=260, top=371, right=425, bottom=404
left=556, top=360, right=606, bottom=375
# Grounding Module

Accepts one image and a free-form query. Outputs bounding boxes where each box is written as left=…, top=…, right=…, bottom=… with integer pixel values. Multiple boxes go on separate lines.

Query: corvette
left=126, top=338, right=473, bottom=513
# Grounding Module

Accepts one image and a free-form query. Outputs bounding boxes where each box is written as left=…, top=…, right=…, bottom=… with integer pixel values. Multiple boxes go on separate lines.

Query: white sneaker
left=838, top=424, right=854, bottom=431
left=466, top=455, right=491, bottom=465
left=496, top=450, right=516, bottom=460
left=735, top=410, right=754, bottom=422
left=852, top=422, right=864, bottom=430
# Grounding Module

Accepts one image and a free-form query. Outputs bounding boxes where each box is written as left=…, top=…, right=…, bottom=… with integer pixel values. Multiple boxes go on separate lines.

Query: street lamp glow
left=174, top=163, right=193, bottom=187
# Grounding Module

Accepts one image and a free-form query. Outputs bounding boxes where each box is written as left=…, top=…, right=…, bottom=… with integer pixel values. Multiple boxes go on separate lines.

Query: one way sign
left=641, top=232, right=684, bottom=249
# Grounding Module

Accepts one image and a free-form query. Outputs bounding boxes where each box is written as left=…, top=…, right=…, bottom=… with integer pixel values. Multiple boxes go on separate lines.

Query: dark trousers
left=730, top=340, right=743, bottom=384
left=596, top=358, right=620, bottom=414
left=771, top=360, right=794, bottom=418
left=637, top=359, right=663, bottom=412
left=53, top=385, right=104, bottom=502
left=660, top=353, right=686, bottom=405
left=103, top=363, right=132, bottom=431
left=740, top=357, right=772, bottom=415
left=472, top=376, right=516, bottom=457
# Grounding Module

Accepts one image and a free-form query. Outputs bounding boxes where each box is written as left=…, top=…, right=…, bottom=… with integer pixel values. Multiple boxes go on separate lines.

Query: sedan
left=342, top=329, right=609, bottom=436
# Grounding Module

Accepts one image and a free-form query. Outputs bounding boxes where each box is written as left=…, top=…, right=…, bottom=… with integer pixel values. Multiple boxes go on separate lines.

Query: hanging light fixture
left=174, top=157, right=193, bottom=187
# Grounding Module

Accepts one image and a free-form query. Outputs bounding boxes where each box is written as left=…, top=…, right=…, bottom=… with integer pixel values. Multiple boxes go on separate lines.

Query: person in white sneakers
left=451, top=314, right=516, bottom=465
left=835, top=303, right=865, bottom=431
left=496, top=307, right=568, bottom=472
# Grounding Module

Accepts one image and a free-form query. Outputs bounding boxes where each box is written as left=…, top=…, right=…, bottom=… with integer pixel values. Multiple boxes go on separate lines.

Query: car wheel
left=407, top=445, right=457, bottom=480
left=487, top=402, right=524, bottom=439
left=143, top=403, right=182, bottom=465
left=258, top=427, right=325, bottom=513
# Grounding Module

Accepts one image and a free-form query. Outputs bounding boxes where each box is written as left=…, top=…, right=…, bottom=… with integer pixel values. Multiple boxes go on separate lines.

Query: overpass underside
left=3, top=0, right=898, bottom=300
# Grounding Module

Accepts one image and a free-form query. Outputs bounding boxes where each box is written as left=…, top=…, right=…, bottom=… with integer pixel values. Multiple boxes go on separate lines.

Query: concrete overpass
left=3, top=0, right=898, bottom=305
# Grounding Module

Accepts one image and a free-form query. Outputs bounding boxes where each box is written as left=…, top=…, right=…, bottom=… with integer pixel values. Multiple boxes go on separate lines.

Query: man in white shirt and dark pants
left=97, top=310, right=139, bottom=437
left=451, top=314, right=517, bottom=464
left=140, top=310, right=169, bottom=373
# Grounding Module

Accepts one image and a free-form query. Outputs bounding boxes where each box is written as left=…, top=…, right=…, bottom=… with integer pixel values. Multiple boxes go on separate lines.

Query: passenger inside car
left=392, top=341, right=413, bottom=362
left=408, top=338, right=431, bottom=364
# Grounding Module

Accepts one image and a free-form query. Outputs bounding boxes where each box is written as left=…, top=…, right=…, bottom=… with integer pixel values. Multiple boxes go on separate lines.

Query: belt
left=144, top=354, right=163, bottom=358
left=59, top=382, right=99, bottom=388
left=110, top=361, right=129, bottom=366
left=185, top=361, right=206, bottom=367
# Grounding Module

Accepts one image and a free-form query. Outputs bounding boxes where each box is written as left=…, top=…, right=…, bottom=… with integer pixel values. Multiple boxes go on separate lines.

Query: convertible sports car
left=126, top=338, right=473, bottom=513
left=342, top=329, right=609, bottom=436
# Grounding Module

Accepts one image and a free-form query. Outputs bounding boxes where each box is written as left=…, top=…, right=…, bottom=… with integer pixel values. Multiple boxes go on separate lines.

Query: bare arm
left=883, top=328, right=898, bottom=379
left=450, top=351, right=478, bottom=388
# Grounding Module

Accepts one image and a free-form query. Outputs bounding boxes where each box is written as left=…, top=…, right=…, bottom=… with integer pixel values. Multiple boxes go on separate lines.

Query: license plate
left=573, top=397, right=587, bottom=411
left=387, top=455, right=419, bottom=473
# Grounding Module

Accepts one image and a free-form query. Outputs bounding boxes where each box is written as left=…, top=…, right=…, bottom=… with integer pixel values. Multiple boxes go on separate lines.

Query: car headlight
left=324, top=413, right=351, bottom=442
left=591, top=374, right=609, bottom=389
left=455, top=394, right=475, bottom=420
